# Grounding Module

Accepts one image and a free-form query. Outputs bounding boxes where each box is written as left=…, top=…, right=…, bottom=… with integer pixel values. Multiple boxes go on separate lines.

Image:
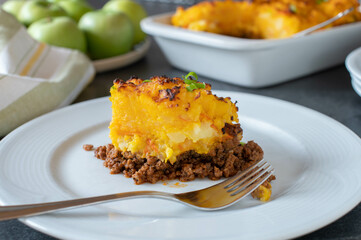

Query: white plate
left=141, top=13, right=361, bottom=87
left=0, top=91, right=360, bottom=240
left=92, top=37, right=151, bottom=73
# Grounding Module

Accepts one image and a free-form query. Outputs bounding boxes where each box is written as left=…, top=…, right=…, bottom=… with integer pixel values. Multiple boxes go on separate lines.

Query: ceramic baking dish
left=141, top=12, right=361, bottom=87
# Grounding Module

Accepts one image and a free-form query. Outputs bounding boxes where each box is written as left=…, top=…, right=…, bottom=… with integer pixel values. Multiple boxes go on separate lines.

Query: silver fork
left=0, top=159, right=274, bottom=221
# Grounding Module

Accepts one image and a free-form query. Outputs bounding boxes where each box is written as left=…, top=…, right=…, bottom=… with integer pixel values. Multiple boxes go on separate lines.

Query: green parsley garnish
left=289, top=4, right=297, bottom=13
left=316, top=0, right=328, bottom=4
left=182, top=72, right=205, bottom=92
left=111, top=86, right=116, bottom=90
left=240, top=142, right=246, bottom=146
left=143, top=79, right=151, bottom=82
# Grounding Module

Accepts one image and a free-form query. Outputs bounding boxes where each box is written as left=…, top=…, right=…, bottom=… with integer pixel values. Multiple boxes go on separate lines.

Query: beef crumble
left=94, top=139, right=270, bottom=185
left=83, top=144, right=94, bottom=151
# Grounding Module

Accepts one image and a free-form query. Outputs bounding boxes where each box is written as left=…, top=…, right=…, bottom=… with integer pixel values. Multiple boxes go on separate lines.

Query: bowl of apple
left=1, top=0, right=150, bottom=72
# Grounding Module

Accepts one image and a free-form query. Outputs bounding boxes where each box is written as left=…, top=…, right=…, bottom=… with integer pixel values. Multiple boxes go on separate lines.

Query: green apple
left=18, top=0, right=67, bottom=26
left=57, top=0, right=93, bottom=21
left=78, top=10, right=134, bottom=59
left=103, top=0, right=147, bottom=44
left=1, top=0, right=26, bottom=19
left=47, top=0, right=86, bottom=2
left=28, top=16, right=87, bottom=52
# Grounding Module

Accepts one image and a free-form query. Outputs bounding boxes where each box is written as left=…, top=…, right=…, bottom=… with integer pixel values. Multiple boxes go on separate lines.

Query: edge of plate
left=92, top=38, right=151, bottom=73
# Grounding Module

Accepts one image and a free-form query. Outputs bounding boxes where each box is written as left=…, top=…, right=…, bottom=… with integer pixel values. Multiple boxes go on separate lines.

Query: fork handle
left=0, top=191, right=173, bottom=221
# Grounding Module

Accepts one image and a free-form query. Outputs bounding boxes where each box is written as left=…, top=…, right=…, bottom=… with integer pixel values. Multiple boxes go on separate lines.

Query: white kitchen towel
left=0, top=9, right=95, bottom=136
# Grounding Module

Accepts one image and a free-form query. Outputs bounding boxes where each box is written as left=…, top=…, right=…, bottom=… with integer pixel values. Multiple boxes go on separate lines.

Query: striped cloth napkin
left=0, top=10, right=95, bottom=136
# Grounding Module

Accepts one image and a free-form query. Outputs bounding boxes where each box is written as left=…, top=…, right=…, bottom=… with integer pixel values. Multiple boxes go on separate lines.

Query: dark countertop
left=1, top=0, right=361, bottom=239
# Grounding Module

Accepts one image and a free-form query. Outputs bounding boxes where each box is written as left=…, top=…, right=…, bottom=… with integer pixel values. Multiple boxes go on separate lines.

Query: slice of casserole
left=94, top=74, right=275, bottom=201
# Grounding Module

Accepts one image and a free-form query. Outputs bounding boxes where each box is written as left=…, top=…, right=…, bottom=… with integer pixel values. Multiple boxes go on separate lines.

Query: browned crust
left=157, top=86, right=181, bottom=101
left=111, top=75, right=217, bottom=103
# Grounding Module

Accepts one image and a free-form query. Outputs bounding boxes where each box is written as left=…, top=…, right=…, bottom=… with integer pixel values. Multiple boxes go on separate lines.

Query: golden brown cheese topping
left=109, top=75, right=240, bottom=163
left=171, top=0, right=361, bottom=39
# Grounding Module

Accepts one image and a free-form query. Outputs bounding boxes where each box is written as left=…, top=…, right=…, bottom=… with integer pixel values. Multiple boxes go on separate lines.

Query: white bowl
left=345, top=46, right=361, bottom=97
left=141, top=13, right=361, bottom=88
left=92, top=37, right=151, bottom=73
left=351, top=78, right=361, bottom=97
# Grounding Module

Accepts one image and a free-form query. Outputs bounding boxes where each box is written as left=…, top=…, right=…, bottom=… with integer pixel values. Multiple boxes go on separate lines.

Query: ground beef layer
left=94, top=137, right=267, bottom=185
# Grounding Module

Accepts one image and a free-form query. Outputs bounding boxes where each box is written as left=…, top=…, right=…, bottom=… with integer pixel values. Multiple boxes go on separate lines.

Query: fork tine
left=230, top=167, right=274, bottom=197
left=226, top=162, right=271, bottom=192
left=221, top=158, right=266, bottom=189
